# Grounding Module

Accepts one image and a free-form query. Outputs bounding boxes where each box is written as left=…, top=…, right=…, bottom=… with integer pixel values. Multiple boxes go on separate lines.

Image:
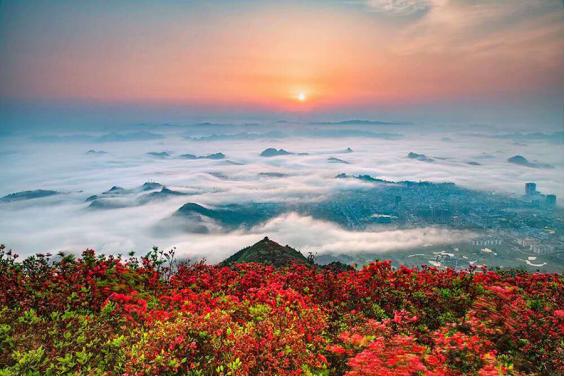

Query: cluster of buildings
left=471, top=238, right=503, bottom=247
left=319, top=177, right=562, bottom=270
left=317, top=177, right=563, bottom=266
left=341, top=179, right=563, bottom=259
left=525, top=182, right=557, bottom=207
left=519, top=238, right=555, bottom=255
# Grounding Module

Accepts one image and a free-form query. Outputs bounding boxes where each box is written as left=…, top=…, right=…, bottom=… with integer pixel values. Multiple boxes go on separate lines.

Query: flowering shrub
left=0, top=244, right=562, bottom=375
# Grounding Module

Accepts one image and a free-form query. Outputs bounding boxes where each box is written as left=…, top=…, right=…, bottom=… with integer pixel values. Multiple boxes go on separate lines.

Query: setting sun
left=297, top=92, right=307, bottom=102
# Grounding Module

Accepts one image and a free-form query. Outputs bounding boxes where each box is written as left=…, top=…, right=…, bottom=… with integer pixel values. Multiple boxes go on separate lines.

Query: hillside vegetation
left=221, top=237, right=312, bottom=267
left=0, top=244, right=563, bottom=375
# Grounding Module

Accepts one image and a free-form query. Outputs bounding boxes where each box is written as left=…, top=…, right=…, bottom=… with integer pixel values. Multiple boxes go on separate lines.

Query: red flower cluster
left=0, top=245, right=562, bottom=375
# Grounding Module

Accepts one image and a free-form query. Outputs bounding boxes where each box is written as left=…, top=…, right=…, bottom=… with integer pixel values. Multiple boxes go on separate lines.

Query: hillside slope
left=221, top=237, right=311, bottom=267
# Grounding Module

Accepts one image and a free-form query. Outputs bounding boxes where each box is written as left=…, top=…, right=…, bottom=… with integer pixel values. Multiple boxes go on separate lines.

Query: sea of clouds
left=0, top=121, right=562, bottom=261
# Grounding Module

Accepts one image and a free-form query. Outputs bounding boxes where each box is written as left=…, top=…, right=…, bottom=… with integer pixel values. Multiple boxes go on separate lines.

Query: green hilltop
left=221, top=236, right=312, bottom=267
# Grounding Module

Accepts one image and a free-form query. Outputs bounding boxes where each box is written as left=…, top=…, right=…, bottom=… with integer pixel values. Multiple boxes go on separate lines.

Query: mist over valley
left=1, top=121, right=562, bottom=271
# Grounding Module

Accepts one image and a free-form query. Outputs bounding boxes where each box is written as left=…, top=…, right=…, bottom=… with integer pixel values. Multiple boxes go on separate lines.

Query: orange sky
left=0, top=0, right=562, bottom=113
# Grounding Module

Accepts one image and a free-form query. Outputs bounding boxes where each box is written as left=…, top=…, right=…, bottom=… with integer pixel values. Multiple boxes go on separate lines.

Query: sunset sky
left=0, top=0, right=563, bottom=127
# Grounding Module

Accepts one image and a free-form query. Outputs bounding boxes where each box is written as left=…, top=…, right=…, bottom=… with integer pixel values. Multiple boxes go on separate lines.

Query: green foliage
left=1, top=347, right=45, bottom=375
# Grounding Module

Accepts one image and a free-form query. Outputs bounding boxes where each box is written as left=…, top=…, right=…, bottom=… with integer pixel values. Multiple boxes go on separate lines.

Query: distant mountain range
left=260, top=148, right=292, bottom=157
left=260, top=147, right=309, bottom=157
left=146, top=151, right=171, bottom=158
left=179, top=152, right=225, bottom=160
left=507, top=155, right=553, bottom=169
left=187, top=129, right=402, bottom=141
left=309, top=119, right=408, bottom=126
left=407, top=152, right=434, bottom=162
left=31, top=131, right=164, bottom=143
left=146, top=151, right=226, bottom=160
left=87, top=182, right=190, bottom=209
left=327, top=157, right=350, bottom=164
left=175, top=202, right=282, bottom=229
left=86, top=149, right=107, bottom=155
left=0, top=189, right=60, bottom=202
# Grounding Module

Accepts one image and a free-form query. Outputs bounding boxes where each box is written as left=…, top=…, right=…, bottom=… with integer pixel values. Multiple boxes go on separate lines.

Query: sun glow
left=296, top=92, right=307, bottom=102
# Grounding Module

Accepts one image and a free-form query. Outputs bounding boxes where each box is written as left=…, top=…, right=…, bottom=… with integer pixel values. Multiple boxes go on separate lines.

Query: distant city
left=305, top=178, right=563, bottom=271
left=159, top=172, right=563, bottom=271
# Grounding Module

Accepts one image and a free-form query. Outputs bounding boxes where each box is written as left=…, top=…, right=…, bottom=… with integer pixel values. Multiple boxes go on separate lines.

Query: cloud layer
left=167, top=212, right=476, bottom=263
left=0, top=122, right=562, bottom=260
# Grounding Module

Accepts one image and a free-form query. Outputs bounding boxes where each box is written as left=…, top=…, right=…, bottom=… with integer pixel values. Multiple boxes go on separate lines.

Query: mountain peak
left=221, top=237, right=311, bottom=267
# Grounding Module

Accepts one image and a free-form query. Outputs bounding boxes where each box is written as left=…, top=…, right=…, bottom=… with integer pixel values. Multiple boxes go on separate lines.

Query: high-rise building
left=546, top=194, right=556, bottom=207
left=525, top=182, right=536, bottom=196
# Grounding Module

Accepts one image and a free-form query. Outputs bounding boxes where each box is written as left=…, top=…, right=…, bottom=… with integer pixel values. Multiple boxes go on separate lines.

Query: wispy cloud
left=395, top=0, right=563, bottom=55
left=363, top=0, right=431, bottom=16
